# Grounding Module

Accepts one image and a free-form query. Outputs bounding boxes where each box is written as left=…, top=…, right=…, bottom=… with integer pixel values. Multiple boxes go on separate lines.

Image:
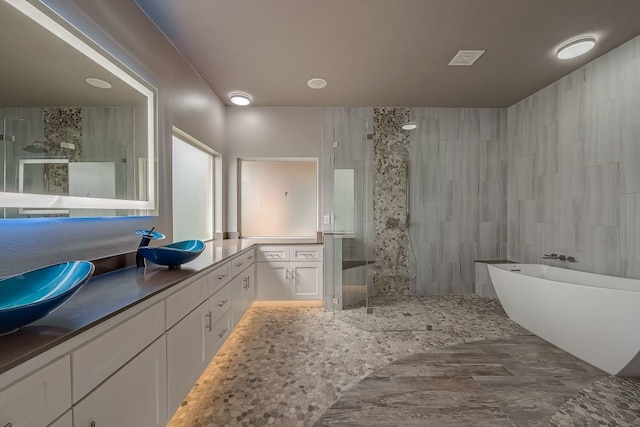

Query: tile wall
left=408, top=108, right=508, bottom=294
left=507, top=35, right=640, bottom=278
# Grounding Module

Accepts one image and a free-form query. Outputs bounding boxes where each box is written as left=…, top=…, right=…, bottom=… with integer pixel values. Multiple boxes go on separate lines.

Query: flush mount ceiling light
left=230, top=93, right=251, bottom=106
left=85, top=77, right=112, bottom=89
left=556, top=36, right=596, bottom=60
left=307, top=78, right=327, bottom=89
left=402, top=121, right=417, bottom=131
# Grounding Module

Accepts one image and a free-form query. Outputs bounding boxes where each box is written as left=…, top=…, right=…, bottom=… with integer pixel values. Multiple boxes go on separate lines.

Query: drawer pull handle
left=236, top=262, right=243, bottom=266
left=217, top=273, right=227, bottom=280
left=205, top=312, right=212, bottom=331
left=217, top=299, right=228, bottom=307
left=248, top=255, right=254, bottom=259
left=218, top=328, right=228, bottom=338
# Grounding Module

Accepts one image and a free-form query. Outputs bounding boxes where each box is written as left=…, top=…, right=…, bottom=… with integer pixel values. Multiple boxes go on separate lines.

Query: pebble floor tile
left=167, top=295, right=640, bottom=427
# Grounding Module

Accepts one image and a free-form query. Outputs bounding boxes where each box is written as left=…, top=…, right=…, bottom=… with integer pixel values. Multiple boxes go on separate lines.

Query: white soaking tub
left=488, top=263, right=640, bottom=376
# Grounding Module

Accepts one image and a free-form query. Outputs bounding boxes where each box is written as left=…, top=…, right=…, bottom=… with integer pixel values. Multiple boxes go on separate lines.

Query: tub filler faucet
left=543, top=253, right=577, bottom=262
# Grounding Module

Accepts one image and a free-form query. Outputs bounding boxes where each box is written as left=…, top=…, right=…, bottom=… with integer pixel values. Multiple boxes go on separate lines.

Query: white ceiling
left=135, top=0, right=640, bottom=107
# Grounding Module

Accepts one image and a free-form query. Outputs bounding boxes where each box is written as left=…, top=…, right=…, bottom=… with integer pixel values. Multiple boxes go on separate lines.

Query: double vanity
left=0, top=239, right=323, bottom=427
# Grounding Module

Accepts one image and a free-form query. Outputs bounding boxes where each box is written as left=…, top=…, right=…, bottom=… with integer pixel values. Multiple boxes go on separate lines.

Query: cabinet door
left=256, top=261, right=289, bottom=300
left=290, top=261, right=323, bottom=300
left=73, top=336, right=167, bottom=427
left=242, top=267, right=256, bottom=310
left=166, top=302, right=208, bottom=414
left=230, top=274, right=244, bottom=328
left=0, top=356, right=71, bottom=427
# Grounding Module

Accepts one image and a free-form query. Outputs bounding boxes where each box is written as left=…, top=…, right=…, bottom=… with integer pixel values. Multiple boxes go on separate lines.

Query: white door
left=73, top=336, right=167, bottom=427
left=256, top=261, right=289, bottom=300
left=290, top=262, right=323, bottom=300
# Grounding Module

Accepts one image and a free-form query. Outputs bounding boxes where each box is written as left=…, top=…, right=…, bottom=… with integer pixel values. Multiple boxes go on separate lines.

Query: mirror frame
left=0, top=0, right=156, bottom=213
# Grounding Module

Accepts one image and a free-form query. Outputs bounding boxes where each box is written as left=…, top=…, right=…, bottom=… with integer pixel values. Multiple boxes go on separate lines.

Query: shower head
left=23, top=140, right=46, bottom=153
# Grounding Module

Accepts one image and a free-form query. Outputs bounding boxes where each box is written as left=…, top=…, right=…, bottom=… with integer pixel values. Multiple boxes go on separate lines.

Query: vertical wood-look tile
left=620, top=124, right=640, bottom=194
left=584, top=163, right=618, bottom=226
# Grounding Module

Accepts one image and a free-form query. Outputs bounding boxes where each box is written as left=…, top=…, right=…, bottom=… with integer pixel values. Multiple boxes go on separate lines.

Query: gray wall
left=225, top=107, right=324, bottom=234
left=0, top=0, right=226, bottom=277
left=409, top=108, right=508, bottom=294
left=507, top=35, right=640, bottom=279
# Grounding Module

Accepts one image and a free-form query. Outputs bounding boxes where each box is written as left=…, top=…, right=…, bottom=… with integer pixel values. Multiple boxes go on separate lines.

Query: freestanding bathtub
left=488, top=263, right=640, bottom=377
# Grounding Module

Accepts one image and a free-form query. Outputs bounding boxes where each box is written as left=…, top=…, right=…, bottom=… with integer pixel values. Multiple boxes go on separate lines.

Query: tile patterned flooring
left=167, top=295, right=640, bottom=426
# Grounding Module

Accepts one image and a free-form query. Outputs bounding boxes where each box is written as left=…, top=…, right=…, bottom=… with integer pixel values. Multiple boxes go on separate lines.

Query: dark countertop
left=0, top=238, right=323, bottom=375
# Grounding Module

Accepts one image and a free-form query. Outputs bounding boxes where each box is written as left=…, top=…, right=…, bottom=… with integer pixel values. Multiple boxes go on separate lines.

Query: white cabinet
left=72, top=302, right=165, bottom=402
left=290, top=261, right=323, bottom=299
left=166, top=300, right=209, bottom=413
left=256, top=261, right=289, bottom=300
left=73, top=336, right=167, bottom=427
left=256, top=246, right=323, bottom=300
left=0, top=356, right=71, bottom=427
left=242, top=265, right=256, bottom=310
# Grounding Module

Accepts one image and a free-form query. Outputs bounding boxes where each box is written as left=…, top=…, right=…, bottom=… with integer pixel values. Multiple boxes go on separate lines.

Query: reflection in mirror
left=0, top=0, right=156, bottom=218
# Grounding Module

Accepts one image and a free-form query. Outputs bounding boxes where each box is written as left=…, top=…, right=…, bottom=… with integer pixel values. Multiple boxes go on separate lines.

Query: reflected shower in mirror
left=0, top=0, right=156, bottom=218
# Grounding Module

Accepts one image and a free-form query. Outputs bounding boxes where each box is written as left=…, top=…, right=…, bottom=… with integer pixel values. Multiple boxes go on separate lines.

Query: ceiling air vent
left=448, top=50, right=485, bottom=66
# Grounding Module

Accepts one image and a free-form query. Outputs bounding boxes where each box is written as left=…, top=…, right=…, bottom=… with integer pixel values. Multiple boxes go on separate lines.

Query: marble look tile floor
left=167, top=295, right=640, bottom=427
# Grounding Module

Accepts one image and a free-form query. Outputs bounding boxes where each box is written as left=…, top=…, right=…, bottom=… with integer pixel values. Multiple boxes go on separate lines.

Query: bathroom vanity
left=0, top=239, right=323, bottom=427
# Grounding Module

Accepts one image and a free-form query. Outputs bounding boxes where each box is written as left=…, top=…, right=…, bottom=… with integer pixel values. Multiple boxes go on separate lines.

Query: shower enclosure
left=324, top=107, right=422, bottom=330
left=0, top=107, right=134, bottom=218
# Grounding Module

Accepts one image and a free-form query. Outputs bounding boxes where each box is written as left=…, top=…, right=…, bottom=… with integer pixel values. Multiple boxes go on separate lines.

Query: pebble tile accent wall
left=43, top=107, right=82, bottom=194
left=373, top=107, right=411, bottom=295
left=507, top=35, right=640, bottom=278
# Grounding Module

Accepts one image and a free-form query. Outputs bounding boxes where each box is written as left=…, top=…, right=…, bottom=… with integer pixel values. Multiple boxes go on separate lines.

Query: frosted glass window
left=241, top=160, right=317, bottom=237
left=172, top=135, right=213, bottom=241
left=334, top=169, right=355, bottom=233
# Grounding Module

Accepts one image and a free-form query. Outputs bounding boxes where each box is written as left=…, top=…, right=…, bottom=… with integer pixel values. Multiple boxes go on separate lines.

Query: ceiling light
left=307, top=78, right=327, bottom=89
left=402, top=121, right=417, bottom=131
left=230, top=93, right=251, bottom=106
left=556, top=37, right=596, bottom=60
left=85, top=77, right=112, bottom=89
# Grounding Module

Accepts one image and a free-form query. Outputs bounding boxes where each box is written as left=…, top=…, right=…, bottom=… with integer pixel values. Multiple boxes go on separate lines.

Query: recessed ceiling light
left=230, top=93, right=251, bottom=106
left=307, top=78, right=327, bottom=89
left=85, top=77, right=112, bottom=89
left=401, top=121, right=417, bottom=131
left=556, top=37, right=596, bottom=60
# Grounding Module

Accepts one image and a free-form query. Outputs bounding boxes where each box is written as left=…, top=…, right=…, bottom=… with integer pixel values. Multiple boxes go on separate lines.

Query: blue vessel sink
left=0, top=261, right=95, bottom=335
left=137, top=240, right=205, bottom=268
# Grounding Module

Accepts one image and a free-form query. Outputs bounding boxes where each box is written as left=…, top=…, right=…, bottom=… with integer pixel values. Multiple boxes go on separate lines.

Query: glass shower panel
left=325, top=107, right=374, bottom=318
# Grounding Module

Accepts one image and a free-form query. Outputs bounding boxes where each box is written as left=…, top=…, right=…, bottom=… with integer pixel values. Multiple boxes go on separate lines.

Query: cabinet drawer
left=230, top=255, right=247, bottom=277
left=71, top=302, right=165, bottom=402
left=0, top=356, right=71, bottom=427
left=257, top=246, right=289, bottom=262
left=243, top=248, right=256, bottom=265
left=208, top=262, right=231, bottom=295
left=166, top=275, right=208, bottom=328
left=209, top=282, right=232, bottom=327
left=291, top=245, right=323, bottom=261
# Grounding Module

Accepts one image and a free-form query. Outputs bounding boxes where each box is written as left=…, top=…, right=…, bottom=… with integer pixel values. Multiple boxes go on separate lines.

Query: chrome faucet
left=542, top=253, right=558, bottom=259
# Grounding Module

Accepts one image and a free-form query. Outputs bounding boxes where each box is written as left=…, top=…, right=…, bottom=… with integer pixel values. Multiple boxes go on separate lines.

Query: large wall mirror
left=0, top=0, right=156, bottom=218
